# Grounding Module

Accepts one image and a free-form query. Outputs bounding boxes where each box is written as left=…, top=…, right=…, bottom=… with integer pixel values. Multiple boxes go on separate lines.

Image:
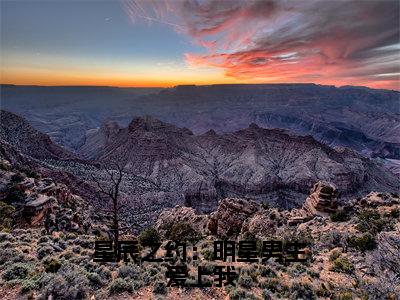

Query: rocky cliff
left=80, top=116, right=399, bottom=212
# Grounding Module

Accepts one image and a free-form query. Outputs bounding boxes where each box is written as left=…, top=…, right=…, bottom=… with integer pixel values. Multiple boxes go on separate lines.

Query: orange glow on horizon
left=1, top=64, right=398, bottom=90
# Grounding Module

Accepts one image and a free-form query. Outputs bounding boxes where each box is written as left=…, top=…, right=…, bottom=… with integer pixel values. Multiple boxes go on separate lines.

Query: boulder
left=208, top=198, right=259, bottom=238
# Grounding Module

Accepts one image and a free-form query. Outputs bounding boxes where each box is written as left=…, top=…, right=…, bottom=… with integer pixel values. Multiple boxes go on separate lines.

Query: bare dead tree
left=90, top=161, right=126, bottom=254
left=89, top=159, right=160, bottom=247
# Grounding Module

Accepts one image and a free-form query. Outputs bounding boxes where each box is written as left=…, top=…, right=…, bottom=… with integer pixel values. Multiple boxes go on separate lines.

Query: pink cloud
left=123, top=0, right=400, bottom=90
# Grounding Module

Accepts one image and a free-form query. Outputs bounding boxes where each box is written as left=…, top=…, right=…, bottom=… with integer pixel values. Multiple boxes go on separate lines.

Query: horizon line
left=1, top=82, right=399, bottom=92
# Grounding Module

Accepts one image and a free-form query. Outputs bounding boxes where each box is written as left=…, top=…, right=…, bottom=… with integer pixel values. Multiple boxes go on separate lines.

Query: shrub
left=389, top=208, right=399, bottom=218
left=117, top=264, right=141, bottom=280
left=167, top=222, right=201, bottom=243
left=321, top=230, right=348, bottom=250
left=21, top=168, right=40, bottom=179
left=337, top=291, right=353, bottom=300
left=2, top=263, right=32, bottom=281
left=95, top=265, right=112, bottom=281
left=229, top=288, right=258, bottom=300
left=348, top=233, right=376, bottom=252
left=259, top=266, right=277, bottom=278
left=109, top=278, right=133, bottom=294
left=290, top=282, right=316, bottom=300
left=37, top=245, right=54, bottom=259
left=261, top=278, right=282, bottom=293
left=330, top=257, right=354, bottom=274
left=0, top=160, right=11, bottom=171
left=20, top=234, right=32, bottom=243
left=329, top=250, right=341, bottom=261
left=40, top=265, right=89, bottom=300
left=0, top=248, right=24, bottom=265
left=282, top=230, right=314, bottom=247
left=65, top=232, right=77, bottom=240
left=75, top=235, right=94, bottom=249
left=59, top=250, right=74, bottom=260
left=4, top=187, right=25, bottom=205
left=330, top=209, right=350, bottom=222
left=11, top=173, right=24, bottom=183
left=0, top=232, right=15, bottom=242
left=238, top=274, right=253, bottom=289
left=38, top=236, right=51, bottom=244
left=153, top=280, right=167, bottom=294
left=87, top=272, right=104, bottom=288
left=307, top=269, right=320, bottom=278
left=316, top=284, right=331, bottom=297
left=71, top=246, right=81, bottom=254
left=356, top=209, right=392, bottom=234
left=20, top=278, right=40, bottom=294
left=261, top=202, right=270, bottom=210
left=139, top=227, right=161, bottom=247
left=201, top=246, right=213, bottom=261
left=43, top=258, right=62, bottom=273
left=0, top=201, right=15, bottom=232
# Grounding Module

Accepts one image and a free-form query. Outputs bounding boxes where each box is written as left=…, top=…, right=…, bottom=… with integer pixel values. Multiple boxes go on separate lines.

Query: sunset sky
left=1, top=0, right=399, bottom=90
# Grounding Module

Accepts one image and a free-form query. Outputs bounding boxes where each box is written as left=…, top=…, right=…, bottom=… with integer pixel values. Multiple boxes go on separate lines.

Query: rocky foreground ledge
left=0, top=161, right=399, bottom=299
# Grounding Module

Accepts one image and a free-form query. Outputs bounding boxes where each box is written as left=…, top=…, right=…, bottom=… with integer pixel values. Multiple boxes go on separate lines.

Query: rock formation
left=208, top=198, right=259, bottom=238
left=302, top=181, right=339, bottom=217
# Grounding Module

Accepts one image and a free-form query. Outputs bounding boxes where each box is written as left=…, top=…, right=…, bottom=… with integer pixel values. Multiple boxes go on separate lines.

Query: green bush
left=201, top=246, right=213, bottom=261
left=138, top=227, right=160, bottom=247
left=0, top=201, right=15, bottom=232
left=43, top=258, right=62, bottom=273
left=2, top=263, right=32, bottom=281
left=290, top=282, right=316, bottom=300
left=109, top=278, right=133, bottom=294
left=330, top=257, right=354, bottom=274
left=348, top=233, right=376, bottom=252
left=167, top=222, right=201, bottom=243
left=20, top=278, right=40, bottom=294
left=356, top=209, right=392, bottom=234
left=330, top=209, right=350, bottom=222
left=329, top=250, right=341, bottom=261
left=152, top=280, right=167, bottom=294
